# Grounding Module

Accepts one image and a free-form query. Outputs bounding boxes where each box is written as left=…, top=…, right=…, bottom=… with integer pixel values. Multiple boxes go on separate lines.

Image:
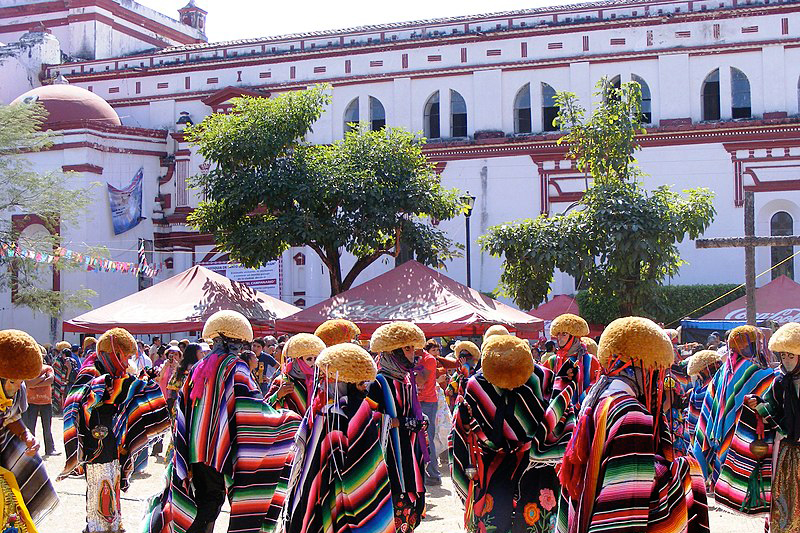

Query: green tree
left=0, top=101, right=97, bottom=333
left=481, top=78, right=716, bottom=316
left=188, top=86, right=463, bottom=295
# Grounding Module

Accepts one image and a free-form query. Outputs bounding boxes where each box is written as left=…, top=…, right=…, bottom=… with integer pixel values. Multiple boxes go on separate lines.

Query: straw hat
left=97, top=328, right=137, bottom=358
left=369, top=321, right=426, bottom=353
left=316, top=343, right=377, bottom=383
left=687, top=350, right=723, bottom=377
left=452, top=340, right=481, bottom=361
left=202, top=310, right=254, bottom=343
left=314, top=319, right=361, bottom=347
left=284, top=333, right=326, bottom=359
left=598, top=316, right=674, bottom=371
left=727, top=325, right=761, bottom=354
left=0, top=330, right=43, bottom=380
left=55, top=341, right=71, bottom=352
left=769, top=322, right=800, bottom=355
left=82, top=336, right=97, bottom=352
left=481, top=335, right=534, bottom=390
left=581, top=337, right=598, bottom=356
left=483, top=324, right=510, bottom=344
left=550, top=314, right=590, bottom=338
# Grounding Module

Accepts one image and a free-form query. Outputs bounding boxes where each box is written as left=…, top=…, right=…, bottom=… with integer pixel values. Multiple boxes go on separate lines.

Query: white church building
left=1, top=0, right=800, bottom=341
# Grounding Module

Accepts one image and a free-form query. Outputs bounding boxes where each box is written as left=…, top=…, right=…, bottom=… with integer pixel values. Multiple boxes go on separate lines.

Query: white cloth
left=433, top=385, right=452, bottom=456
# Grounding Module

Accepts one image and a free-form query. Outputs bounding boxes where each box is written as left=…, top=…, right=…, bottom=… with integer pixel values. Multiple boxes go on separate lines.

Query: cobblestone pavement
left=34, top=417, right=765, bottom=533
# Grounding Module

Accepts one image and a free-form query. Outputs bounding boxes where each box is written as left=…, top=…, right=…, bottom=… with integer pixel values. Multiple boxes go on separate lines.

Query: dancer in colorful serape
left=747, top=322, right=800, bottom=532
left=444, top=340, right=480, bottom=410
left=0, top=330, right=59, bottom=532
left=366, top=321, right=428, bottom=532
left=691, top=324, right=777, bottom=513
left=541, top=314, right=600, bottom=406
left=51, top=341, right=76, bottom=414
left=557, top=316, right=710, bottom=533
left=266, top=331, right=328, bottom=415
left=685, top=350, right=722, bottom=446
left=143, top=310, right=301, bottom=533
left=58, top=328, right=168, bottom=533
left=450, top=334, right=575, bottom=533
left=284, top=341, right=394, bottom=533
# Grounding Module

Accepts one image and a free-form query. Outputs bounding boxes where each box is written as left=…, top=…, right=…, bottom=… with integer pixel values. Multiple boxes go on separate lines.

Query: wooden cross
left=696, top=191, right=800, bottom=325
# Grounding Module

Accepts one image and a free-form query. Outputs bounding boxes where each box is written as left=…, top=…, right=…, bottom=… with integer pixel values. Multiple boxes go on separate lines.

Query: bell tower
left=178, top=0, right=207, bottom=35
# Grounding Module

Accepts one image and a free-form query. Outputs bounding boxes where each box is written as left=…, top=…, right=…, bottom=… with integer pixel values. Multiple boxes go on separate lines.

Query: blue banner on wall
left=107, top=168, right=145, bottom=235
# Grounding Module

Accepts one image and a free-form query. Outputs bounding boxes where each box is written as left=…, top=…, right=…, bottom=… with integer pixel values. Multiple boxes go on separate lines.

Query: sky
left=136, top=0, right=579, bottom=43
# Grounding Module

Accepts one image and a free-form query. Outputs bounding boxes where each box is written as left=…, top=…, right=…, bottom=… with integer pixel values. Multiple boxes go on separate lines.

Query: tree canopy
left=0, top=101, right=96, bottom=322
left=188, top=86, right=463, bottom=295
left=481, top=78, right=716, bottom=316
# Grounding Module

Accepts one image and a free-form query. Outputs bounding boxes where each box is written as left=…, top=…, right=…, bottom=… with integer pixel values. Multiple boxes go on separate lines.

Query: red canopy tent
left=63, top=265, right=300, bottom=335
left=275, top=260, right=543, bottom=338
left=699, top=275, right=800, bottom=324
left=529, top=294, right=605, bottom=337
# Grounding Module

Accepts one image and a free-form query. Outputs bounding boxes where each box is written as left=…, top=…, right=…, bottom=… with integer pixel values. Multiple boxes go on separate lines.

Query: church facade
left=1, top=0, right=800, bottom=341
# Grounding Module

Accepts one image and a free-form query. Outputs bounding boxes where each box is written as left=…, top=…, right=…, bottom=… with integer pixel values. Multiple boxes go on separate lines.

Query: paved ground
left=34, top=417, right=766, bottom=533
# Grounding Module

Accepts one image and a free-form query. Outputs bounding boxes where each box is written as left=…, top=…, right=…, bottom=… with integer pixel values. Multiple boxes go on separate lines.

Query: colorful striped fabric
left=366, top=371, right=425, bottom=531
left=450, top=365, right=575, bottom=532
left=542, top=346, right=600, bottom=406
left=690, top=352, right=776, bottom=512
left=557, top=385, right=710, bottom=533
left=144, top=349, right=301, bottom=533
left=59, top=360, right=169, bottom=490
left=284, top=390, right=394, bottom=533
left=265, top=374, right=308, bottom=416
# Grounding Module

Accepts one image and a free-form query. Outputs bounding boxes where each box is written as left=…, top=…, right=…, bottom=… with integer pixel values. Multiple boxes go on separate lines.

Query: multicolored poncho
left=557, top=379, right=710, bottom=533
left=691, top=352, right=776, bottom=513
left=450, top=366, right=575, bottom=533
left=284, top=385, right=394, bottom=533
left=541, top=343, right=600, bottom=406
left=143, top=348, right=301, bottom=533
left=266, top=374, right=309, bottom=416
left=59, top=356, right=169, bottom=489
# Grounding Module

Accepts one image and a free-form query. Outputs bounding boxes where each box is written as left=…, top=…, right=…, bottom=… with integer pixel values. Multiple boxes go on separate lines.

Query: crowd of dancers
left=0, top=308, right=796, bottom=533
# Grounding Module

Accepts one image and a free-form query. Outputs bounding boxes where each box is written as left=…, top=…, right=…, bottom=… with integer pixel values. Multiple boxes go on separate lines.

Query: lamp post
left=460, top=192, right=476, bottom=287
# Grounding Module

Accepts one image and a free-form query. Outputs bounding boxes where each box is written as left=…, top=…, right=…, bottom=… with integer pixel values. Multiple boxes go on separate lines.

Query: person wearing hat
left=23, top=345, right=58, bottom=457
left=444, top=340, right=480, bottom=409
left=143, top=310, right=301, bottom=533
left=450, top=334, right=576, bottom=533
left=51, top=341, right=77, bottom=415
left=266, top=333, right=327, bottom=414
left=691, top=324, right=777, bottom=514
left=744, top=322, right=800, bottom=532
left=685, top=350, right=723, bottom=446
left=557, top=317, right=709, bottom=533
left=542, top=314, right=600, bottom=407
left=366, top=321, right=428, bottom=531
left=58, top=327, right=169, bottom=533
left=251, top=336, right=279, bottom=394
left=0, top=330, right=59, bottom=530
left=284, top=342, right=393, bottom=533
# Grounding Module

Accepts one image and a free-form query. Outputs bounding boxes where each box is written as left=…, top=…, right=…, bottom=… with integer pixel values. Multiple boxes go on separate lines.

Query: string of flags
left=0, top=242, right=160, bottom=278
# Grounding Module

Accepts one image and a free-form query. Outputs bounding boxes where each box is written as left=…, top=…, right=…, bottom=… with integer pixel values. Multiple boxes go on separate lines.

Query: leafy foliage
left=188, top=86, right=463, bottom=295
left=481, top=79, right=716, bottom=316
left=0, top=101, right=96, bottom=320
left=577, top=284, right=745, bottom=325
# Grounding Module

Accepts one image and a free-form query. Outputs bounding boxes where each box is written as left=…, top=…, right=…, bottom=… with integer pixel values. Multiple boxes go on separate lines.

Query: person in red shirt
left=417, top=339, right=442, bottom=486
left=23, top=349, right=58, bottom=456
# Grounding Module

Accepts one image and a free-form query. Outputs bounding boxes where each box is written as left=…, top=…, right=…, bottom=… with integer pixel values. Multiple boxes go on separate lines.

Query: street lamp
left=460, top=192, right=476, bottom=287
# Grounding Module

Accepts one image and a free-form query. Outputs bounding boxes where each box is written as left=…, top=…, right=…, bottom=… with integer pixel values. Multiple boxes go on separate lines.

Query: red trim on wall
left=10, top=214, right=60, bottom=297
left=62, top=164, right=103, bottom=174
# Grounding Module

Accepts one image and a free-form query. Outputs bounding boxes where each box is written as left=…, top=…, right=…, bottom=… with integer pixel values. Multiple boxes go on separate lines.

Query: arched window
left=514, top=83, right=532, bottom=134
left=771, top=211, right=795, bottom=280
left=702, top=69, right=721, bottom=121
left=369, top=96, right=385, bottom=131
left=424, top=91, right=440, bottom=139
left=731, top=67, right=751, bottom=119
left=542, top=83, right=558, bottom=132
left=631, top=74, right=652, bottom=123
left=450, top=90, right=468, bottom=137
left=343, top=98, right=359, bottom=133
